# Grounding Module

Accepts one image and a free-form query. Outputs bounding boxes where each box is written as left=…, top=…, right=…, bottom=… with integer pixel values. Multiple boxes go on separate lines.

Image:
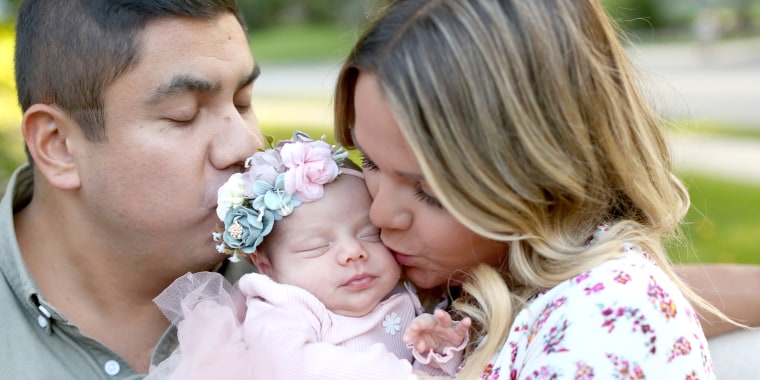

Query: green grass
left=261, top=124, right=363, bottom=168
left=263, top=125, right=333, bottom=144
left=668, top=172, right=760, bottom=265
left=669, top=119, right=760, bottom=140
left=248, top=23, right=357, bottom=64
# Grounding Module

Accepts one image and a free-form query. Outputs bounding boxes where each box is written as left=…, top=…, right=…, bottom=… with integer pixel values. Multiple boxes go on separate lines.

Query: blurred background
left=0, top=0, right=758, bottom=264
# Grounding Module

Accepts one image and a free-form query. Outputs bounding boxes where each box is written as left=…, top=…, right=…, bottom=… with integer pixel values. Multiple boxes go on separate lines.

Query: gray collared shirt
left=0, top=165, right=253, bottom=379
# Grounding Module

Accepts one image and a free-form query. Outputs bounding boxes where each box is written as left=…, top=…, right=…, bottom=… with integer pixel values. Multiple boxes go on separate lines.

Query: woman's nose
left=368, top=181, right=412, bottom=232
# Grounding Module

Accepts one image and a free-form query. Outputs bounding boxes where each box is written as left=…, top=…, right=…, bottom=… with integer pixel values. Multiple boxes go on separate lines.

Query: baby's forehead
left=327, top=173, right=371, bottom=203
left=278, top=173, right=370, bottom=224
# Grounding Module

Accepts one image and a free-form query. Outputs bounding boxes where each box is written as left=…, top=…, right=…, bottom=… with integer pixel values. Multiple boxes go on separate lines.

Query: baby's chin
left=331, top=305, right=376, bottom=318
left=329, top=295, right=387, bottom=318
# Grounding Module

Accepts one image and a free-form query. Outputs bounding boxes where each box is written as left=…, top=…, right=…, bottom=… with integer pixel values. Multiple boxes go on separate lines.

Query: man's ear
left=250, top=251, right=274, bottom=277
left=22, top=104, right=82, bottom=190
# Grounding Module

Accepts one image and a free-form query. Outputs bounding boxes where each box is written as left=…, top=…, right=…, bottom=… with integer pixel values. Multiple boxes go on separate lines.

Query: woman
left=334, top=0, right=737, bottom=378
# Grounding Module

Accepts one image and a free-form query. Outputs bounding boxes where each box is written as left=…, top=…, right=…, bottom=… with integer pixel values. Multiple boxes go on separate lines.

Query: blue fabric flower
left=251, top=173, right=302, bottom=220
left=222, top=206, right=275, bottom=254
left=215, top=131, right=349, bottom=260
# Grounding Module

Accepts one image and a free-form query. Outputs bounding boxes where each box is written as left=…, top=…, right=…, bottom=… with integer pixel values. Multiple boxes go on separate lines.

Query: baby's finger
left=410, top=313, right=438, bottom=331
left=433, top=309, right=453, bottom=328
left=414, top=340, right=430, bottom=354
left=454, top=317, right=472, bottom=334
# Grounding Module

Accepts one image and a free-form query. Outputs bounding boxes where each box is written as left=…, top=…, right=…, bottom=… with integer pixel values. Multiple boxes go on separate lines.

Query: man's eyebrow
left=147, top=63, right=260, bottom=104
left=147, top=75, right=221, bottom=104
left=239, top=63, right=260, bottom=90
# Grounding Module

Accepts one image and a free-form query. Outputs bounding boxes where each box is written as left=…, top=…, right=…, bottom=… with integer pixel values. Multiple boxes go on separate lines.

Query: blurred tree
left=3, top=0, right=16, bottom=13
left=734, top=0, right=759, bottom=32
left=1, top=0, right=371, bottom=29
left=601, top=0, right=668, bottom=30
left=238, top=0, right=371, bottom=30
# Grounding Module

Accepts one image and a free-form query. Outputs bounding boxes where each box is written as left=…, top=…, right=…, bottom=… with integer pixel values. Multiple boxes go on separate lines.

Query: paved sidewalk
left=629, top=36, right=760, bottom=129
left=631, top=37, right=760, bottom=186
left=669, top=133, right=760, bottom=186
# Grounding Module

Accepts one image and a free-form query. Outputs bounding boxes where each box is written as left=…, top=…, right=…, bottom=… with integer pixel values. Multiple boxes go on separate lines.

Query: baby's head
left=214, top=131, right=400, bottom=317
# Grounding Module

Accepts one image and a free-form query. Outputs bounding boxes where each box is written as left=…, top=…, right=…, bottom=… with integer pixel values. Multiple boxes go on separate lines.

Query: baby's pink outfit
left=145, top=272, right=464, bottom=380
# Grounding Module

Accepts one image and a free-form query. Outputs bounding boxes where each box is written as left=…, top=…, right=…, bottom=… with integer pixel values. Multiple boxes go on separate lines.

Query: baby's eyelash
left=360, top=153, right=378, bottom=171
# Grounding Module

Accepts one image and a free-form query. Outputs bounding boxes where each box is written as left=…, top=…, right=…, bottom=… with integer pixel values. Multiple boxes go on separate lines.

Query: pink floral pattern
left=280, top=139, right=340, bottom=201
left=479, top=246, right=714, bottom=380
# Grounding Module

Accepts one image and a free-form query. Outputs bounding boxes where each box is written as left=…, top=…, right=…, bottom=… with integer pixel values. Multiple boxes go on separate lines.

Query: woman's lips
left=391, top=249, right=415, bottom=266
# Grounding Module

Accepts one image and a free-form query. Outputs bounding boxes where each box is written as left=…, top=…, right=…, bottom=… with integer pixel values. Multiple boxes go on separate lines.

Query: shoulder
left=500, top=254, right=713, bottom=379
left=519, top=253, right=701, bottom=333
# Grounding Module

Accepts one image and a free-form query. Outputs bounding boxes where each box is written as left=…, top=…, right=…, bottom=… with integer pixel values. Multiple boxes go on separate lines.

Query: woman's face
left=352, top=73, right=506, bottom=289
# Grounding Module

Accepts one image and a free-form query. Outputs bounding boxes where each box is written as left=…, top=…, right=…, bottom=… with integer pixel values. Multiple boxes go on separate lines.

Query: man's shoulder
left=0, top=273, right=97, bottom=379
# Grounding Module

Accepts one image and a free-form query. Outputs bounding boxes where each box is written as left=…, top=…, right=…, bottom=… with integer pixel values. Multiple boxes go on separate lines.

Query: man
left=1, top=1, right=262, bottom=378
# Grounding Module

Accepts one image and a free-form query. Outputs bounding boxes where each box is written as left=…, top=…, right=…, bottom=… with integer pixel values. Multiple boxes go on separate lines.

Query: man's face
left=76, top=13, right=263, bottom=271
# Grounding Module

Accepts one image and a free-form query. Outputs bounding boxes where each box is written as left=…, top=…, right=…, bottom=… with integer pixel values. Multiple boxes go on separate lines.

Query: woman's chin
left=403, top=267, right=451, bottom=290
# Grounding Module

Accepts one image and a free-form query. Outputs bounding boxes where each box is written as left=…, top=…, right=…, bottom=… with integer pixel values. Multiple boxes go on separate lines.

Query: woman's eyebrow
left=355, top=140, right=425, bottom=182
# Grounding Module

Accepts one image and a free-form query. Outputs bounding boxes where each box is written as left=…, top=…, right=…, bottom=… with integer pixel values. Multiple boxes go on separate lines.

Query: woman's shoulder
left=524, top=252, right=692, bottom=321
left=498, top=254, right=713, bottom=379
left=511, top=250, right=706, bottom=346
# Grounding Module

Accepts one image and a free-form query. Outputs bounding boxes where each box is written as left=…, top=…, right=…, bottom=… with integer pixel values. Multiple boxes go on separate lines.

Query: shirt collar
left=0, top=165, right=59, bottom=325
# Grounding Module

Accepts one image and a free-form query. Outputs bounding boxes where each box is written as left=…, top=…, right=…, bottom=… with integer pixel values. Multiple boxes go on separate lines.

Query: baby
left=146, top=131, right=470, bottom=380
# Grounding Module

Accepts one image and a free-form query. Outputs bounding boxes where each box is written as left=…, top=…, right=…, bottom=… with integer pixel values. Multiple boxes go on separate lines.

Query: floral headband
left=213, top=131, right=353, bottom=262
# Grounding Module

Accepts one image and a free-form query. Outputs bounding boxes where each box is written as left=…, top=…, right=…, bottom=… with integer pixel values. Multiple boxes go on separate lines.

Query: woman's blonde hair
left=335, top=0, right=732, bottom=376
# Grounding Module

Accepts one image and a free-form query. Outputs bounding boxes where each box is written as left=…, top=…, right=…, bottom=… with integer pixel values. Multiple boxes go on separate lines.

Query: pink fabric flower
left=248, top=149, right=285, bottom=184
left=280, top=140, right=340, bottom=202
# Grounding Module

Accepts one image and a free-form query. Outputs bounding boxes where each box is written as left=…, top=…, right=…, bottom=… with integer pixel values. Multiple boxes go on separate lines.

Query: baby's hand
left=403, top=309, right=471, bottom=355
left=412, top=370, right=454, bottom=379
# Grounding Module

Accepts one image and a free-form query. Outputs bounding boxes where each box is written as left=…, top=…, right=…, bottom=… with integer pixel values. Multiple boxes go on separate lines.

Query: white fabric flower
left=382, top=312, right=401, bottom=336
left=216, top=173, right=246, bottom=221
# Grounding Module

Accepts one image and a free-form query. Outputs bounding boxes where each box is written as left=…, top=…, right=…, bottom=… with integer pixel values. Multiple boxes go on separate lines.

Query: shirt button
left=37, top=305, right=52, bottom=329
left=37, top=315, right=48, bottom=328
left=104, top=360, right=120, bottom=376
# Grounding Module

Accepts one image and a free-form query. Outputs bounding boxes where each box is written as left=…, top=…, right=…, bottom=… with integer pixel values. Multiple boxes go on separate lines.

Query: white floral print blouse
left=480, top=245, right=714, bottom=379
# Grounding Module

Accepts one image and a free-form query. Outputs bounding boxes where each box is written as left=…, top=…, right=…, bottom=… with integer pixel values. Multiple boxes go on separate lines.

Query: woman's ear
left=22, top=104, right=82, bottom=190
left=251, top=251, right=274, bottom=277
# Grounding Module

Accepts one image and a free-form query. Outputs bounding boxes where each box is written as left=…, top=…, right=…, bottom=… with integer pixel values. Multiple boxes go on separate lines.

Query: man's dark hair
left=15, top=0, right=245, bottom=142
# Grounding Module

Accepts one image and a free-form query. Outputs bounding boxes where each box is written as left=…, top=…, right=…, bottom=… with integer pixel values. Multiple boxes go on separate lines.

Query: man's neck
left=15, top=196, right=171, bottom=373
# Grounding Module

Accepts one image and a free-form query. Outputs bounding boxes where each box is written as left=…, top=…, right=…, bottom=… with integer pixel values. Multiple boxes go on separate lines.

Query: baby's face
left=260, top=174, right=401, bottom=317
